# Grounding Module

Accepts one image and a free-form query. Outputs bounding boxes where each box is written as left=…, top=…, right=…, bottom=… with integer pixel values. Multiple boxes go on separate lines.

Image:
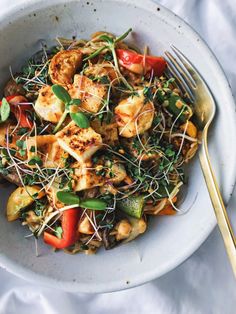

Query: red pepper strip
left=0, top=95, right=33, bottom=128
left=116, top=49, right=167, bottom=77
left=44, top=208, right=81, bottom=249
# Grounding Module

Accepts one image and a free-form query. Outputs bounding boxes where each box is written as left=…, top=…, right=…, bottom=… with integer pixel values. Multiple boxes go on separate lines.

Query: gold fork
left=165, top=46, right=236, bottom=276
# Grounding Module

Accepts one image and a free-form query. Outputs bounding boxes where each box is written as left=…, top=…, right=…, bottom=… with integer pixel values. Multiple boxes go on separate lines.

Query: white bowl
left=0, top=0, right=236, bottom=293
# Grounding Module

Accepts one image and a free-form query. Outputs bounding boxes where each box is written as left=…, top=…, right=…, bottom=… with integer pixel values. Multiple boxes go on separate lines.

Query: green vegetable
left=54, top=226, right=63, bottom=239
left=70, top=99, right=81, bottom=106
left=52, top=84, right=87, bottom=132
left=117, top=195, right=145, bottom=219
left=70, top=112, right=90, bottom=129
left=28, top=156, right=43, bottom=166
left=80, top=199, right=107, bottom=211
left=16, top=140, right=26, bottom=149
left=56, top=191, right=107, bottom=210
left=57, top=191, right=80, bottom=205
left=52, top=84, right=71, bottom=104
left=166, top=95, right=189, bottom=123
left=0, top=98, right=10, bottom=122
left=155, top=184, right=175, bottom=199
left=17, top=127, right=29, bottom=135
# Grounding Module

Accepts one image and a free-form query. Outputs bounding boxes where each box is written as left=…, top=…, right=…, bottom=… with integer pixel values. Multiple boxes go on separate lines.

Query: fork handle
left=199, top=130, right=236, bottom=277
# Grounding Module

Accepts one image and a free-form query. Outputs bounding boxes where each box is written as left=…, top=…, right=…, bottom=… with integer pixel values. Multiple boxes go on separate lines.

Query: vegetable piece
left=6, top=186, right=45, bottom=222
left=117, top=195, right=145, bottom=219
left=0, top=98, right=10, bottom=122
left=49, top=49, right=83, bottom=85
left=0, top=95, right=33, bottom=128
left=44, top=208, right=80, bottom=249
left=166, top=95, right=190, bottom=123
left=116, top=49, right=167, bottom=76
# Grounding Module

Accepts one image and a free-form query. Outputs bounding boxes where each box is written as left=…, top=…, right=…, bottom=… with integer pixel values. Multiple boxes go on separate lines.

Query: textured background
left=0, top=0, right=236, bottom=313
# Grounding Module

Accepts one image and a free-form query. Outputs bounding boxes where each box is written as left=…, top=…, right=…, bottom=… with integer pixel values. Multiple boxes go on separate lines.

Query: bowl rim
left=0, top=0, right=236, bottom=293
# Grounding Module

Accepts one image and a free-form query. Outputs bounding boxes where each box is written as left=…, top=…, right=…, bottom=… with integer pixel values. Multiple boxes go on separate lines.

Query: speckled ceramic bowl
left=0, top=0, right=236, bottom=293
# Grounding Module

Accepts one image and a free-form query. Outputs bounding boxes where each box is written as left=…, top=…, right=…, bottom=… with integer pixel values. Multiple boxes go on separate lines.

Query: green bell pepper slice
left=117, top=195, right=145, bottom=219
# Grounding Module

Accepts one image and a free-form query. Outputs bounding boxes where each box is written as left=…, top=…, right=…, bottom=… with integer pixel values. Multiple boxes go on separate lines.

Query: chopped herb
left=103, top=53, right=113, bottom=61
left=17, top=127, right=29, bottom=135
left=81, top=244, right=89, bottom=250
left=143, top=86, right=153, bottom=101
left=16, top=140, right=27, bottom=150
left=28, top=156, right=43, bottom=166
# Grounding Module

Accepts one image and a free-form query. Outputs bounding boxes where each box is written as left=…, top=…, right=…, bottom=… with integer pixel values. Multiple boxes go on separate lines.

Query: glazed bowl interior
left=0, top=0, right=236, bottom=293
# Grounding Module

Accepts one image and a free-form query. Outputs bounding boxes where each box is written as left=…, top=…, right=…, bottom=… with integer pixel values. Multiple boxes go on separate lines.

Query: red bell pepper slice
left=44, top=208, right=81, bottom=249
left=116, top=49, right=167, bottom=77
left=0, top=95, right=33, bottom=128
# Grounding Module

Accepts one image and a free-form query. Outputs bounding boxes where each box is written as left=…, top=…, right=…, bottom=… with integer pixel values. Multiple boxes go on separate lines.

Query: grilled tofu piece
left=26, top=135, right=68, bottom=168
left=35, top=85, right=65, bottom=123
left=49, top=49, right=83, bottom=86
left=72, top=161, right=104, bottom=191
left=115, top=90, right=154, bottom=138
left=55, top=122, right=102, bottom=163
left=90, top=120, right=119, bottom=146
left=69, top=74, right=107, bottom=113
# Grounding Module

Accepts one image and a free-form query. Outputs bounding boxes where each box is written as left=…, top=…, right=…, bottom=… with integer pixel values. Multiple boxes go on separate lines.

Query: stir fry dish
left=0, top=29, right=199, bottom=254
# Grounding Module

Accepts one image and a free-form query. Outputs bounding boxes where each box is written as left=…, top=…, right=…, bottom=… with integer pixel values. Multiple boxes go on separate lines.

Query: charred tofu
left=69, top=74, right=107, bottom=113
left=71, top=161, right=104, bottom=191
left=115, top=90, right=154, bottom=138
left=35, top=85, right=65, bottom=123
left=90, top=120, right=119, bottom=146
left=26, top=135, right=68, bottom=168
left=55, top=122, right=102, bottom=163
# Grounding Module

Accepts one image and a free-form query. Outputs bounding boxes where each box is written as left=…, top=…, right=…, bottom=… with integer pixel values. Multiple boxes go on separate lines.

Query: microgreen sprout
left=52, top=84, right=89, bottom=132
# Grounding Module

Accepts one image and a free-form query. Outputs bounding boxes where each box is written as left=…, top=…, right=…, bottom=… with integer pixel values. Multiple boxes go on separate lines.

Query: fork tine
left=171, top=45, right=198, bottom=88
left=165, top=51, right=197, bottom=90
left=165, top=53, right=195, bottom=103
